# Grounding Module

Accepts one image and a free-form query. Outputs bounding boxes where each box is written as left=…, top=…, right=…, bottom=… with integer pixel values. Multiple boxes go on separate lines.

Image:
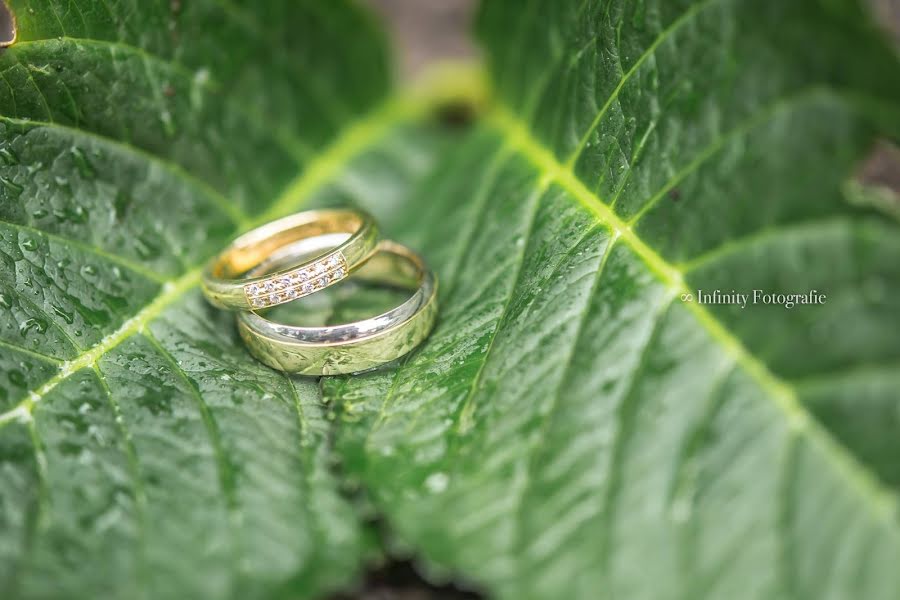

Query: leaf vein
left=91, top=363, right=150, bottom=597
left=142, top=329, right=240, bottom=528
left=0, top=93, right=421, bottom=428
left=597, top=296, right=674, bottom=585
left=487, top=98, right=900, bottom=535
left=453, top=179, right=547, bottom=435
left=565, top=0, right=718, bottom=167
left=627, top=87, right=836, bottom=226
left=511, top=226, right=618, bottom=563
left=0, top=114, right=251, bottom=228
left=0, top=337, right=62, bottom=364
left=0, top=220, right=168, bottom=283
left=680, top=215, right=852, bottom=273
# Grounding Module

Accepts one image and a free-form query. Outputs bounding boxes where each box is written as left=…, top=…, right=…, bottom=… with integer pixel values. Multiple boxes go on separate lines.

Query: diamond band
left=244, top=253, right=348, bottom=309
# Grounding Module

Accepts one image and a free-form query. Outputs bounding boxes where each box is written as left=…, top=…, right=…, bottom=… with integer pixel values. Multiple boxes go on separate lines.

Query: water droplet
left=0, top=293, right=10, bottom=308
left=74, top=297, right=112, bottom=327
left=8, top=370, right=26, bottom=388
left=70, top=205, right=87, bottom=223
left=0, top=147, right=18, bottom=165
left=19, top=317, right=48, bottom=336
left=114, top=191, right=132, bottom=221
left=32, top=208, right=48, bottom=219
left=51, top=304, right=75, bottom=324
left=21, top=237, right=39, bottom=251
left=53, top=205, right=88, bottom=224
left=70, top=146, right=96, bottom=178
left=134, top=235, right=161, bottom=259
left=26, top=161, right=43, bottom=175
left=81, top=264, right=97, bottom=276
left=194, top=68, right=210, bottom=86
left=159, top=110, right=176, bottom=137
left=54, top=175, right=69, bottom=187
left=0, top=176, right=23, bottom=196
left=424, top=472, right=449, bottom=494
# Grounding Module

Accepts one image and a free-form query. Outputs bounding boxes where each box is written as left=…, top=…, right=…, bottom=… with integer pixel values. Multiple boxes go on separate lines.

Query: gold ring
left=236, top=239, right=438, bottom=375
left=201, top=208, right=379, bottom=311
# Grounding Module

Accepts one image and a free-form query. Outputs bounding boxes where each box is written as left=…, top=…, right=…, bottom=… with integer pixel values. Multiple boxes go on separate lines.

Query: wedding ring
left=202, top=208, right=379, bottom=311
left=236, top=239, right=438, bottom=375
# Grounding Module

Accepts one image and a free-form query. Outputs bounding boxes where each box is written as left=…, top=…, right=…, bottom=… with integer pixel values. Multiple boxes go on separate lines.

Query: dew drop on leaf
left=0, top=147, right=18, bottom=165
left=71, top=205, right=88, bottom=223
left=0, top=176, right=23, bottom=196
left=51, top=304, right=75, bottom=324
left=135, top=235, right=161, bottom=259
left=160, top=110, right=176, bottom=137
left=0, top=293, right=10, bottom=308
left=7, top=370, right=25, bottom=388
left=425, top=472, right=449, bottom=494
left=20, top=237, right=38, bottom=251
left=114, top=191, right=132, bottom=221
left=70, top=146, right=97, bottom=179
left=75, top=298, right=112, bottom=327
left=19, top=317, right=48, bottom=336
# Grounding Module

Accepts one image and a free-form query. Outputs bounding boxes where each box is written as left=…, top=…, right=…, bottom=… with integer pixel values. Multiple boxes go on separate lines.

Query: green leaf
left=324, top=1, right=900, bottom=599
left=4, top=0, right=900, bottom=598
left=0, top=1, right=464, bottom=598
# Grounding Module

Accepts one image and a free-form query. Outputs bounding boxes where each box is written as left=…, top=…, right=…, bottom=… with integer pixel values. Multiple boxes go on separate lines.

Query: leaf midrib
left=0, top=92, right=429, bottom=428
left=486, top=100, right=900, bottom=529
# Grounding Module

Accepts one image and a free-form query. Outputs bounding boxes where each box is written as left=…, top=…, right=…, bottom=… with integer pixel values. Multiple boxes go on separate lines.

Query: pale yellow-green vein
left=0, top=64, right=489, bottom=429
left=487, top=102, right=900, bottom=530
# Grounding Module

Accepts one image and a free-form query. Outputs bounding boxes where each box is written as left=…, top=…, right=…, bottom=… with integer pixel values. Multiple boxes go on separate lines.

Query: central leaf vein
left=486, top=101, right=900, bottom=528
left=0, top=93, right=423, bottom=428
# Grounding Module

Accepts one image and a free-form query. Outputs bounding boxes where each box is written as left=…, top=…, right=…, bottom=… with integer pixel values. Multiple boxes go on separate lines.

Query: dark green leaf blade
left=326, top=2, right=900, bottom=599
left=0, top=1, right=457, bottom=598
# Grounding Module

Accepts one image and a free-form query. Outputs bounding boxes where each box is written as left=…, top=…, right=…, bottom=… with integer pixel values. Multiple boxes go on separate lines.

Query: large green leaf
left=3, top=0, right=900, bottom=599
left=0, top=1, right=467, bottom=598
left=324, top=1, right=900, bottom=599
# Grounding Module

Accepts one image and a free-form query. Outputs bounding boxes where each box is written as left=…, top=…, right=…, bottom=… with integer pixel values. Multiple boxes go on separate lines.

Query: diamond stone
left=334, top=267, right=345, bottom=279
left=327, top=255, right=340, bottom=268
left=301, top=282, right=314, bottom=294
left=248, top=283, right=260, bottom=295
left=250, top=297, right=264, bottom=308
